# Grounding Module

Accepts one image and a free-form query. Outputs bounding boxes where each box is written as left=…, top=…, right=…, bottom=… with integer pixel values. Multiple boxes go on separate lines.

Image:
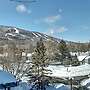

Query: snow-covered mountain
left=0, top=25, right=87, bottom=52
left=0, top=25, right=61, bottom=43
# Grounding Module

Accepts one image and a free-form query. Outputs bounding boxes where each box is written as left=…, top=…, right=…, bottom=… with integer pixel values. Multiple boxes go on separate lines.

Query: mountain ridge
left=0, top=25, right=61, bottom=43
left=0, top=25, right=89, bottom=53
left=0, top=25, right=87, bottom=44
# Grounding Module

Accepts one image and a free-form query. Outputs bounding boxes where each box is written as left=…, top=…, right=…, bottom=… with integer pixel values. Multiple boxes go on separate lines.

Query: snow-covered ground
left=46, top=84, right=70, bottom=90
left=1, top=53, right=90, bottom=90
left=10, top=83, right=70, bottom=90
left=20, top=63, right=90, bottom=90
left=0, top=70, right=70, bottom=90
left=1, top=64, right=90, bottom=90
left=11, top=82, right=30, bottom=90
left=46, top=64, right=90, bottom=78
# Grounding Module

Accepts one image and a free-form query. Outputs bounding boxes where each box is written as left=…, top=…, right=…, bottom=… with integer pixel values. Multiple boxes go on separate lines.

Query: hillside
left=0, top=25, right=89, bottom=53
left=0, top=25, right=61, bottom=43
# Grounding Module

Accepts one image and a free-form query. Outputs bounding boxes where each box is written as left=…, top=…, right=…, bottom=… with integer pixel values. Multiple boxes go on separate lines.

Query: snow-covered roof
left=27, top=53, right=32, bottom=57
left=81, top=78, right=90, bottom=86
left=77, top=55, right=90, bottom=61
left=85, top=56, right=90, bottom=60
left=0, top=70, right=16, bottom=84
left=77, top=55, right=87, bottom=61
left=70, top=51, right=90, bottom=56
left=70, top=52, right=78, bottom=56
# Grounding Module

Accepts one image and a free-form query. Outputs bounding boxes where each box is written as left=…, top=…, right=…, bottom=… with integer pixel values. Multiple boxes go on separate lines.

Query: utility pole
left=70, top=78, right=73, bottom=90
left=68, top=67, right=73, bottom=90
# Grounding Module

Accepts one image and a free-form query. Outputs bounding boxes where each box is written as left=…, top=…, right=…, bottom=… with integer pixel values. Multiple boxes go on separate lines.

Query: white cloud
left=57, top=27, right=68, bottom=33
left=44, top=15, right=61, bottom=23
left=16, top=4, right=27, bottom=13
left=47, top=26, right=68, bottom=37
left=33, top=14, right=62, bottom=25
left=16, top=4, right=31, bottom=14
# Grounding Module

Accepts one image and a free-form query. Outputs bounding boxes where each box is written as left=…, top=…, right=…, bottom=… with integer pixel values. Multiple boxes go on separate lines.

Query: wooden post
left=70, top=78, right=73, bottom=90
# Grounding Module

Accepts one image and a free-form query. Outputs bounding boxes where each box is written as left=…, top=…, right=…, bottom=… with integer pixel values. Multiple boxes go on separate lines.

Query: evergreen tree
left=45, top=39, right=58, bottom=62
left=54, top=53, right=61, bottom=62
left=31, top=38, right=49, bottom=78
left=88, top=42, right=90, bottom=50
left=71, top=54, right=80, bottom=66
left=58, top=39, right=72, bottom=65
left=87, top=42, right=90, bottom=55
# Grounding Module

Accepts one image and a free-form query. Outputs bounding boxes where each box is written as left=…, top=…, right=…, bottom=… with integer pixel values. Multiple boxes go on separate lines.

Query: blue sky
left=0, top=0, right=90, bottom=42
